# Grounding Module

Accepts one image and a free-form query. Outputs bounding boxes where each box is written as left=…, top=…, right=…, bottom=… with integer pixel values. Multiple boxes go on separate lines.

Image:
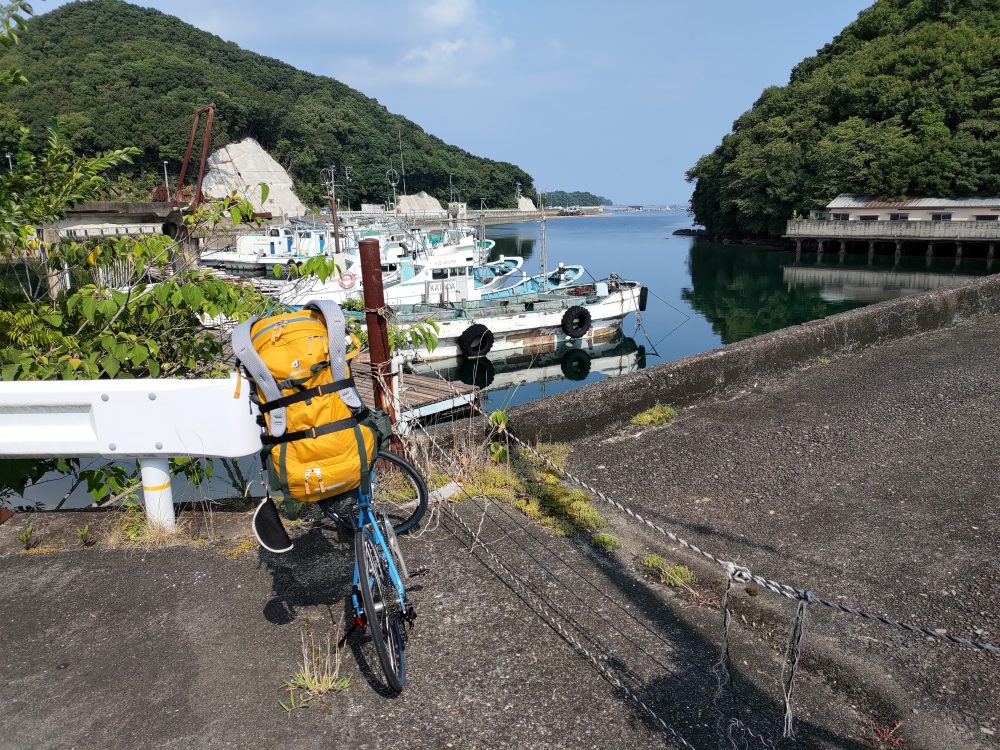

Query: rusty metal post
left=193, top=104, right=215, bottom=208
left=359, top=238, right=395, bottom=421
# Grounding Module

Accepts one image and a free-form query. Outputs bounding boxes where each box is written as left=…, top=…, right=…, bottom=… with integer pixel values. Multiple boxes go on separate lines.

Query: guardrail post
left=139, top=457, right=175, bottom=531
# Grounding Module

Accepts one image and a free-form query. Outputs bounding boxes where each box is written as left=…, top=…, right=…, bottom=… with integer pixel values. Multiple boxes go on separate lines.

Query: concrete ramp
left=202, top=138, right=306, bottom=218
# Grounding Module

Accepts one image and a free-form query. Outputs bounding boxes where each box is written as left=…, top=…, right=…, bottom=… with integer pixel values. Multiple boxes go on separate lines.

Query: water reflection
left=782, top=264, right=982, bottom=304
left=681, top=241, right=996, bottom=345
left=414, top=331, right=645, bottom=392
left=489, top=234, right=534, bottom=263
left=682, top=242, right=863, bottom=344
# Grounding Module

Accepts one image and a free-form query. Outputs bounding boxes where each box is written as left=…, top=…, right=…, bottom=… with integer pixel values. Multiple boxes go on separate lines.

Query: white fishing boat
left=280, top=247, right=524, bottom=307
left=353, top=274, right=647, bottom=362
left=201, top=224, right=351, bottom=273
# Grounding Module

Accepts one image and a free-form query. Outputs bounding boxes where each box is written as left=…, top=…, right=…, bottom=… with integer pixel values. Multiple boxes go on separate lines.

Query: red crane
left=172, top=103, right=216, bottom=208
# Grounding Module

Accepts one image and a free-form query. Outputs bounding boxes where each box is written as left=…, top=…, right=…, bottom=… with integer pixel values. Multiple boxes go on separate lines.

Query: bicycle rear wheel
left=371, top=451, right=428, bottom=535
left=355, top=524, right=406, bottom=693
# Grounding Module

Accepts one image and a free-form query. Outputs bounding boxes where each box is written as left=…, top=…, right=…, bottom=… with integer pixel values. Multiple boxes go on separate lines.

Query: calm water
left=7, top=211, right=996, bottom=509
left=435, top=211, right=997, bottom=410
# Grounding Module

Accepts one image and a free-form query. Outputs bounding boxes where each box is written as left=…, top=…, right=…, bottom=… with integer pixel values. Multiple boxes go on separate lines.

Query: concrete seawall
left=513, top=272, right=1000, bottom=442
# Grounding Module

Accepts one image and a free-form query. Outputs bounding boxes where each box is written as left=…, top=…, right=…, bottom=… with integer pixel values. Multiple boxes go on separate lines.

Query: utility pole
left=387, top=168, right=399, bottom=212
left=397, top=126, right=407, bottom=195
left=162, top=161, right=170, bottom=195
left=321, top=166, right=342, bottom=256
left=344, top=165, right=352, bottom=211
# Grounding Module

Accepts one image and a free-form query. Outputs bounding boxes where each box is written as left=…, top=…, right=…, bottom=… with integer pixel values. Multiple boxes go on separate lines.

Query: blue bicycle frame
left=350, top=491, right=408, bottom=621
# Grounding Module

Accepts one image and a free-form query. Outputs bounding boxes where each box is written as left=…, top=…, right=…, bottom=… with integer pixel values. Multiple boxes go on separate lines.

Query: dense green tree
left=687, top=0, right=1000, bottom=236
left=0, top=0, right=535, bottom=209
left=541, top=190, right=612, bottom=207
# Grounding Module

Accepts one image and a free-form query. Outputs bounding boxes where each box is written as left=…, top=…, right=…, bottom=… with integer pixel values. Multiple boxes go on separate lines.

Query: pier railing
left=785, top=219, right=1000, bottom=241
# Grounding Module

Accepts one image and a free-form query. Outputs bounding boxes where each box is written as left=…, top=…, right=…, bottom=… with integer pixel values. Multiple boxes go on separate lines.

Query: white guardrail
left=0, top=373, right=261, bottom=530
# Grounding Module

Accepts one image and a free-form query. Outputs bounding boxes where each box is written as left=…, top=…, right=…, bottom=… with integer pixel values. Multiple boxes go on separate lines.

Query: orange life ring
left=338, top=271, right=357, bottom=289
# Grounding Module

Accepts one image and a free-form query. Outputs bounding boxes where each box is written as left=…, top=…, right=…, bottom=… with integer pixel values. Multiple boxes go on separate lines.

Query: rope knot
left=801, top=590, right=819, bottom=605
left=725, top=563, right=752, bottom=584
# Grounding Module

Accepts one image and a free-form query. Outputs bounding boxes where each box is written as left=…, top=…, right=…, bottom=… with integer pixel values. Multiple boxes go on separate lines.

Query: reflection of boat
left=782, top=265, right=981, bottom=303
left=414, top=333, right=646, bottom=390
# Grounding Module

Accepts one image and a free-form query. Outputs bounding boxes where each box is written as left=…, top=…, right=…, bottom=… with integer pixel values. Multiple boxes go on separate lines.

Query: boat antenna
left=398, top=125, right=407, bottom=195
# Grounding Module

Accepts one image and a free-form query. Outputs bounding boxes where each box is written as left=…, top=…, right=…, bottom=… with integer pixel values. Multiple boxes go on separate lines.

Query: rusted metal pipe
left=359, top=238, right=394, bottom=420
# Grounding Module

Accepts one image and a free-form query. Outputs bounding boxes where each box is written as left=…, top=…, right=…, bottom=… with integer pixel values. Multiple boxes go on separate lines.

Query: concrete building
left=786, top=195, right=1000, bottom=266
left=810, top=194, right=1000, bottom=222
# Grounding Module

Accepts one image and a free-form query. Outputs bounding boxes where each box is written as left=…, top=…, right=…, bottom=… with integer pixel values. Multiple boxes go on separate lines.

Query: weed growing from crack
left=591, top=533, right=622, bottom=553
left=631, top=404, right=677, bottom=427
left=281, top=620, right=350, bottom=717
left=642, top=554, right=695, bottom=587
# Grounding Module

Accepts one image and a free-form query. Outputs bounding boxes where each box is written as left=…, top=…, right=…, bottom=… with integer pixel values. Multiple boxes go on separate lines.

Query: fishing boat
left=279, top=248, right=525, bottom=307
left=479, top=263, right=585, bottom=299
left=352, top=274, right=647, bottom=361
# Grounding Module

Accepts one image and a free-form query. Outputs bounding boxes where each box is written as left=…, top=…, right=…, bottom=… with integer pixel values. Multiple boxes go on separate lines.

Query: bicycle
left=253, top=450, right=429, bottom=694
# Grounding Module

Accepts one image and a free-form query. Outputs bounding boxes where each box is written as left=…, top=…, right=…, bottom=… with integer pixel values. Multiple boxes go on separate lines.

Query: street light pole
left=5, top=152, right=12, bottom=172
left=162, top=161, right=170, bottom=195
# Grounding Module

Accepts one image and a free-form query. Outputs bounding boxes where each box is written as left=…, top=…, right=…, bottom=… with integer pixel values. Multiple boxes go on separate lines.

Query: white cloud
left=421, top=0, right=475, bottom=27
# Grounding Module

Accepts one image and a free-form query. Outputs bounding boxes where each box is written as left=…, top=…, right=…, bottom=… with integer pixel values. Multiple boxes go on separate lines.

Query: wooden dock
left=351, top=353, right=477, bottom=420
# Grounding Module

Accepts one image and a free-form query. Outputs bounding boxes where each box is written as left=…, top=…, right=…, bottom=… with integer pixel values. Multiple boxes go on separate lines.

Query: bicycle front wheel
left=356, top=524, right=406, bottom=693
left=371, top=451, right=428, bottom=536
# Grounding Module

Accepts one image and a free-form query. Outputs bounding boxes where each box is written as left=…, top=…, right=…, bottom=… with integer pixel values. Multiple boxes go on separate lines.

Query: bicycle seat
left=252, top=497, right=293, bottom=554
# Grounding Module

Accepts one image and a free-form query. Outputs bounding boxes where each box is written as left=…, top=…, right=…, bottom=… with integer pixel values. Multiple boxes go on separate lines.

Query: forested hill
left=0, top=0, right=535, bottom=208
left=686, top=0, right=1000, bottom=237
left=542, top=190, right=612, bottom=207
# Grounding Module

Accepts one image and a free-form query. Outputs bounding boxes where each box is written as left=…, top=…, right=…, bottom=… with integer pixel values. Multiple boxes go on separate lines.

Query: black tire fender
left=638, top=286, right=648, bottom=312
left=561, top=305, right=592, bottom=339
left=457, top=323, right=494, bottom=357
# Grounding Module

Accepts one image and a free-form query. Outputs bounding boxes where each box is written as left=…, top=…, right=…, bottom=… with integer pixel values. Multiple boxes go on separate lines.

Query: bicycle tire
left=371, top=451, right=428, bottom=536
left=355, top=525, right=406, bottom=693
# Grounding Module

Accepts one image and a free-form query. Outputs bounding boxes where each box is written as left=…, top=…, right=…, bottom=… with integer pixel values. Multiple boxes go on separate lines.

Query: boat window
left=450, top=267, right=467, bottom=277
left=300, top=232, right=311, bottom=238
left=269, top=229, right=280, bottom=237
left=432, top=269, right=448, bottom=280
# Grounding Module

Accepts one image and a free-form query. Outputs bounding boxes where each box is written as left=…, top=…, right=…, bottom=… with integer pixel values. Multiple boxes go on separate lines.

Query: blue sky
left=43, top=0, right=872, bottom=204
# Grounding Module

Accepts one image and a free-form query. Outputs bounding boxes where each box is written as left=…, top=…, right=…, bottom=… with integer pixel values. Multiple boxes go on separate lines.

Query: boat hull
left=394, top=284, right=642, bottom=361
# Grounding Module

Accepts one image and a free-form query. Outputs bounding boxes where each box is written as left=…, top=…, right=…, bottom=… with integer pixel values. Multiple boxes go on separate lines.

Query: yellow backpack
left=232, top=301, right=377, bottom=503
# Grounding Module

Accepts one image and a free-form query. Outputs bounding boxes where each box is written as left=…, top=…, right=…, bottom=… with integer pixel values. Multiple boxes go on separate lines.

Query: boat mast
left=539, top=190, right=548, bottom=280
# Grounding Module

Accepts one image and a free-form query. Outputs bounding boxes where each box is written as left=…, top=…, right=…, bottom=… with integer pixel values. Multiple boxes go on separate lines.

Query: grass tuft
left=631, top=404, right=677, bottom=427
left=642, top=554, right=696, bottom=587
left=222, top=538, right=257, bottom=560
left=104, top=502, right=186, bottom=549
left=281, top=621, right=350, bottom=717
left=591, top=533, right=622, bottom=553
left=17, top=522, right=35, bottom=550
left=18, top=546, right=60, bottom=555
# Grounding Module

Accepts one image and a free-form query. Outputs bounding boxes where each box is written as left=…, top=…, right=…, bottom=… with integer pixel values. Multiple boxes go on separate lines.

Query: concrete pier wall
left=513, top=272, right=1000, bottom=442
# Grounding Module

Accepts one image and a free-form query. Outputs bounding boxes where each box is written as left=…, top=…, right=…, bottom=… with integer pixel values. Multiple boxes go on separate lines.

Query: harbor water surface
left=441, top=211, right=996, bottom=411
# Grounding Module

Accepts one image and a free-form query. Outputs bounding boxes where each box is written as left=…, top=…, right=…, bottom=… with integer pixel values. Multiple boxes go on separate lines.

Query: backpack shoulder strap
left=231, top=315, right=288, bottom=436
left=305, top=300, right=363, bottom=410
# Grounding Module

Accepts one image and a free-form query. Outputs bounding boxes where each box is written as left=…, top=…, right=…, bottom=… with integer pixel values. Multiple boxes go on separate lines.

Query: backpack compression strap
left=231, top=315, right=288, bottom=436
left=304, top=300, right=363, bottom=410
